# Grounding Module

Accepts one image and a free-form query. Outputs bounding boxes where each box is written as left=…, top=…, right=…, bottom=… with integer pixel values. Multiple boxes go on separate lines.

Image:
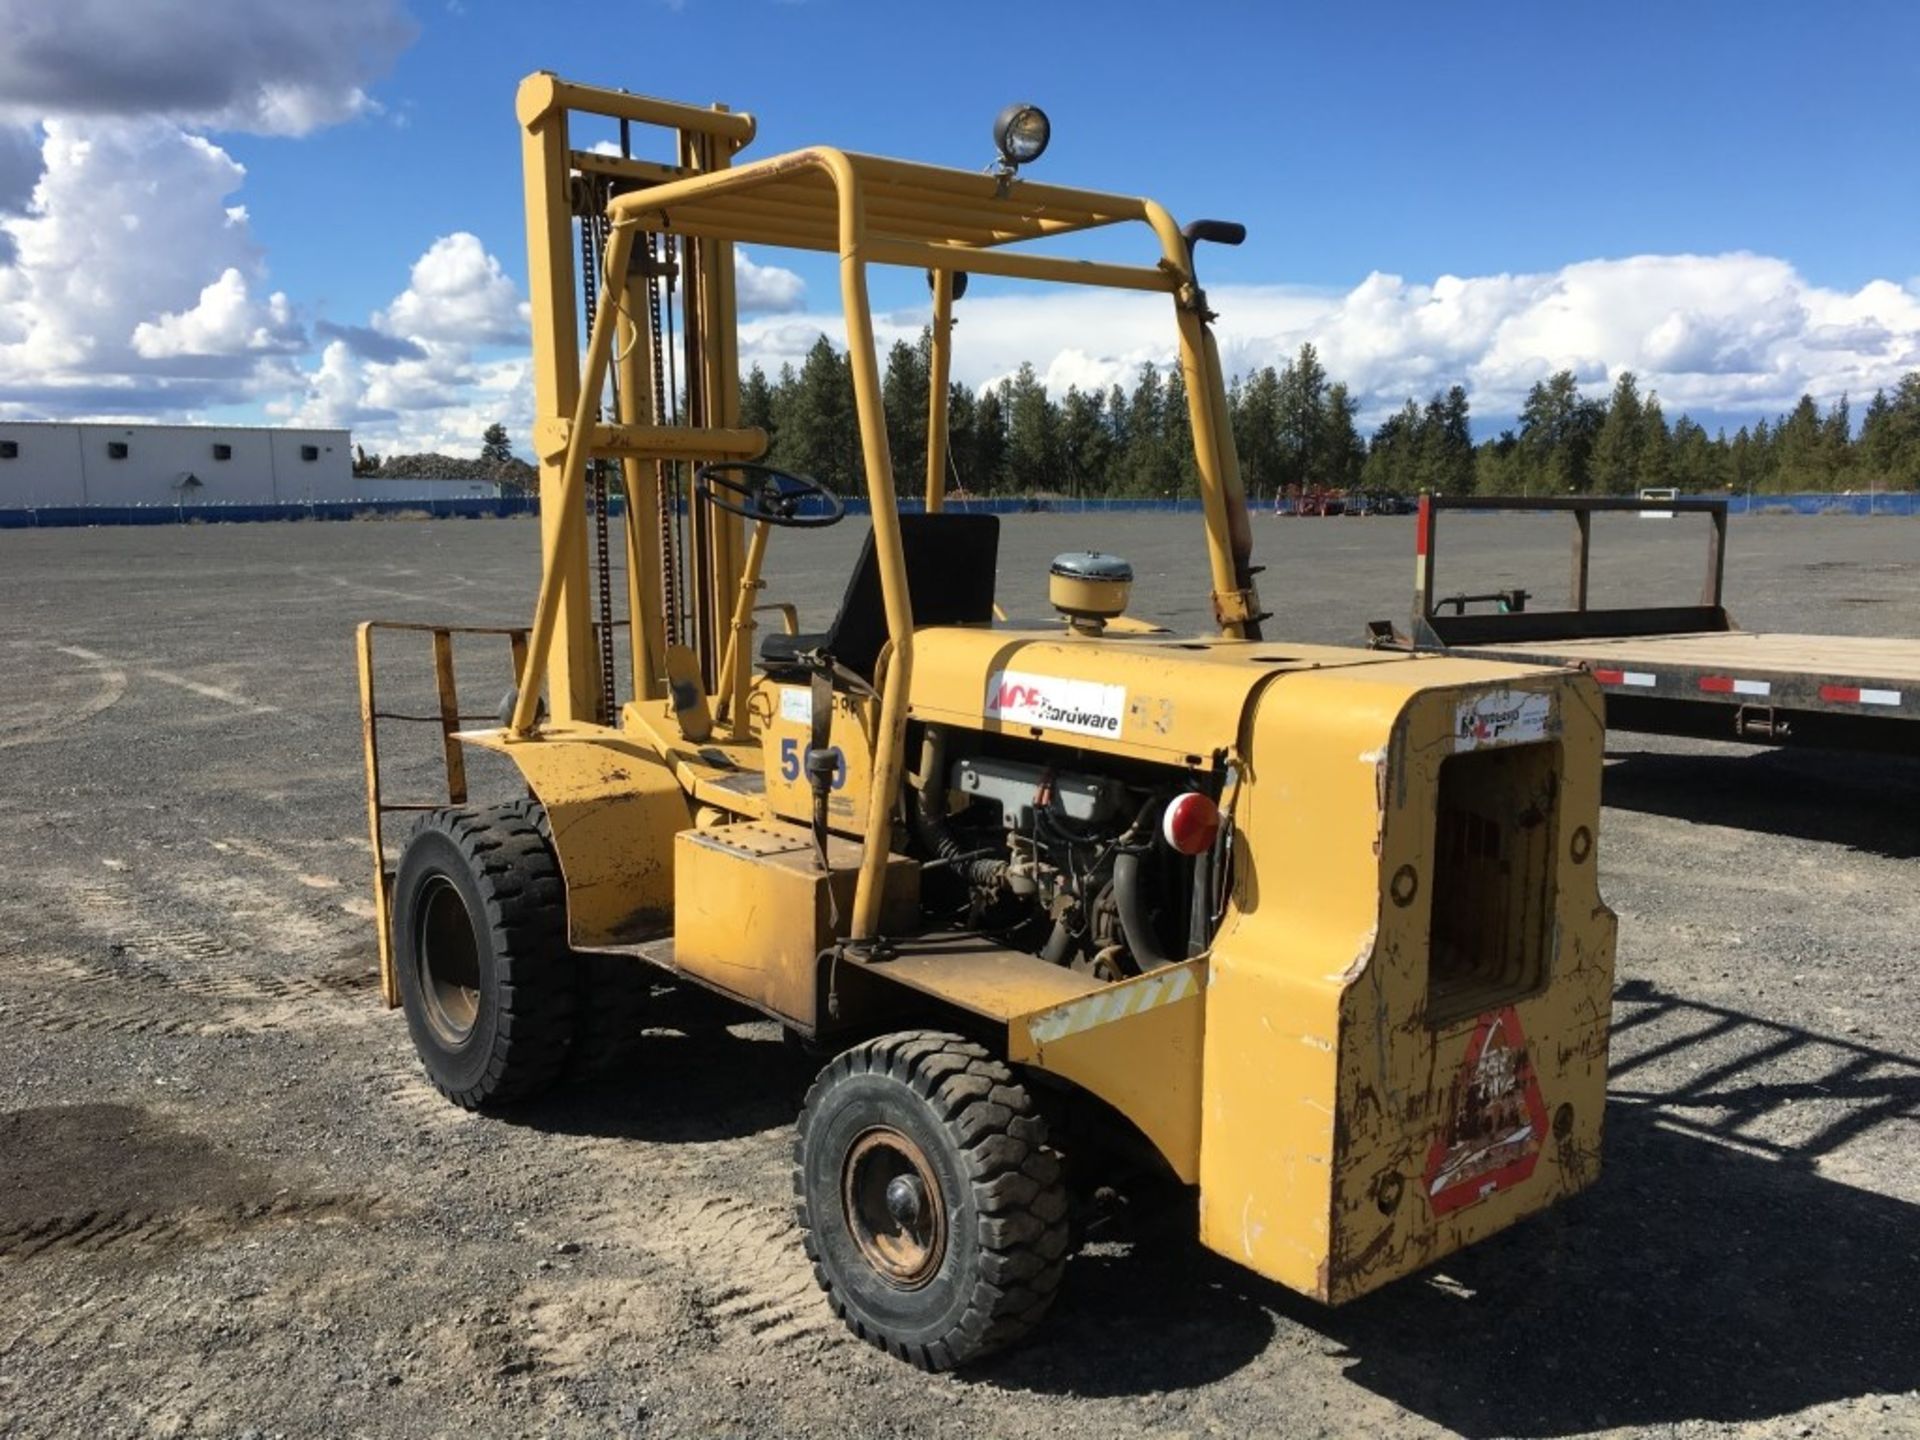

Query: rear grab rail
left=356, top=621, right=531, bottom=1007
left=1412, top=492, right=1732, bottom=649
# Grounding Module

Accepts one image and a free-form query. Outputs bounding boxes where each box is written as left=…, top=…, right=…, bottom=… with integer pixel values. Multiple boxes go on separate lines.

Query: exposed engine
left=907, top=724, right=1227, bottom=980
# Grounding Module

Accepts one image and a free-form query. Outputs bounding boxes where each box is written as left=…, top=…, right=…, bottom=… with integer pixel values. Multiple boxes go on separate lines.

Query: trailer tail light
left=1162, top=792, right=1220, bottom=855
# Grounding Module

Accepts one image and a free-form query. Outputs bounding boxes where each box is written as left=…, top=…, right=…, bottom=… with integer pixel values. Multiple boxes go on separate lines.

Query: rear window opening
left=1427, top=742, right=1559, bottom=1024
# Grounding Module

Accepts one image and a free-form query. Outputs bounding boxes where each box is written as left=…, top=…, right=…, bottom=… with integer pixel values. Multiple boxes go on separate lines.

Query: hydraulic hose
left=1039, top=918, right=1075, bottom=967
left=1113, top=847, right=1176, bottom=972
left=908, top=726, right=1006, bottom=890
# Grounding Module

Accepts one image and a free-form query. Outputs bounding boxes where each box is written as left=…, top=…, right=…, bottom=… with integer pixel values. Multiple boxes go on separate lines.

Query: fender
left=461, top=726, right=691, bottom=948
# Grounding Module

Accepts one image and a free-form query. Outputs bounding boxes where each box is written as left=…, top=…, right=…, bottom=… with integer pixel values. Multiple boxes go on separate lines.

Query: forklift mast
left=518, top=76, right=757, bottom=723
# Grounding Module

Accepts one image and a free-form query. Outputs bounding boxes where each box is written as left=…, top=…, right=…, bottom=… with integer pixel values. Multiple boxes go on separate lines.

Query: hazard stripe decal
left=1591, top=668, right=1657, bottom=688
left=1588, top=673, right=1901, bottom=708
left=1819, top=685, right=1902, bottom=707
left=1699, top=675, right=1770, bottom=697
left=1025, top=966, right=1197, bottom=1045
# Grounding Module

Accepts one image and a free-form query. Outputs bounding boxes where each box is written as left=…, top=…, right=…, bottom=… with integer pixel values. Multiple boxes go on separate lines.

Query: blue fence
left=1715, top=492, right=1920, bottom=517
left=0, top=496, right=541, bottom=528
left=816, top=493, right=1920, bottom=518
left=607, top=492, right=1920, bottom=519
left=812, top=496, right=1212, bottom=517
left=0, top=494, right=1211, bottom=528
left=2, top=490, right=1914, bottom=528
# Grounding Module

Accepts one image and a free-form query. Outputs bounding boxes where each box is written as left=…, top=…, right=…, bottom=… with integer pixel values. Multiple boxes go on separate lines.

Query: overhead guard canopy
left=593, top=147, right=1189, bottom=295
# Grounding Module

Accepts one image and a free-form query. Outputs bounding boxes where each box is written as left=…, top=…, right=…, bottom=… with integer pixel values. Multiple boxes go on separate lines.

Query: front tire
left=497, top=797, right=648, bottom=1079
left=391, top=804, right=576, bottom=1109
left=794, top=1032, right=1070, bottom=1370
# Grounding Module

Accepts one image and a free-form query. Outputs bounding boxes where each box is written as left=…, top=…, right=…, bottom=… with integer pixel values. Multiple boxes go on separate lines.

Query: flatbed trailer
left=1373, top=493, right=1920, bottom=756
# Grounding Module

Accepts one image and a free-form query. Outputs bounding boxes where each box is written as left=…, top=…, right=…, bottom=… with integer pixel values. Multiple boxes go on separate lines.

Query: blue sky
left=234, top=2, right=1920, bottom=308
left=3, top=0, right=1918, bottom=450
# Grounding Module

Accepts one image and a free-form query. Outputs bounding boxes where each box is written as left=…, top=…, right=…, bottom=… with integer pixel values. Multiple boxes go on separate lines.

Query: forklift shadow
left=1600, top=742, right=1920, bottom=859
left=503, top=988, right=817, bottom=1145
left=493, top=976, right=1919, bottom=1429
left=981, top=1233, right=1276, bottom=1395
left=1316, top=1100, right=1919, bottom=1435
left=993, top=983, right=1920, bottom=1431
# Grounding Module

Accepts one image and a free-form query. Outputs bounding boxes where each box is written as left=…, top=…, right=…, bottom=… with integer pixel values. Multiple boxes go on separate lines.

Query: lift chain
left=645, top=230, right=682, bottom=650
left=577, top=185, right=619, bottom=724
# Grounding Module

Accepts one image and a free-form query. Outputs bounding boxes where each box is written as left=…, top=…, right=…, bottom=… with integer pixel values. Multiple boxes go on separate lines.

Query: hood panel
left=905, top=626, right=1567, bottom=765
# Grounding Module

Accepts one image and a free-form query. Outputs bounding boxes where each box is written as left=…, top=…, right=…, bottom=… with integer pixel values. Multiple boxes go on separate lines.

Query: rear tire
left=794, top=1031, right=1070, bottom=1370
left=391, top=803, right=576, bottom=1109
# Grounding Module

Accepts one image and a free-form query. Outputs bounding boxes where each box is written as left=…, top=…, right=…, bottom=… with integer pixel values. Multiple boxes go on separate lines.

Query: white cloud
left=564, top=192, right=801, bottom=313
left=1297, top=253, right=1920, bottom=421
left=0, top=0, right=537, bottom=450
left=279, top=340, right=533, bottom=458
left=10, top=112, right=1918, bottom=462
left=738, top=253, right=1920, bottom=428
left=286, top=340, right=385, bottom=426
left=131, top=267, right=303, bottom=358
left=735, top=247, right=805, bottom=314
left=279, top=232, right=536, bottom=457
left=0, top=0, right=416, bottom=137
left=363, top=351, right=533, bottom=458
left=0, top=0, right=414, bottom=416
left=738, top=288, right=1234, bottom=394
left=375, top=233, right=530, bottom=346
left=0, top=120, right=304, bottom=413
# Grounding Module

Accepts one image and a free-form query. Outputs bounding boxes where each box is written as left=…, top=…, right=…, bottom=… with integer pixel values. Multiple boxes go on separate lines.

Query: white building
left=0, top=422, right=504, bottom=508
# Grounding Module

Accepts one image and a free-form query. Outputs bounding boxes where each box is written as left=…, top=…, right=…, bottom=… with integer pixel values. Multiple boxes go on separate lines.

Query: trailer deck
left=1378, top=494, right=1920, bottom=755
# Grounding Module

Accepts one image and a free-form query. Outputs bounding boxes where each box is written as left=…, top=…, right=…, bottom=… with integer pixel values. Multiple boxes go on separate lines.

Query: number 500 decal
left=779, top=738, right=848, bottom=789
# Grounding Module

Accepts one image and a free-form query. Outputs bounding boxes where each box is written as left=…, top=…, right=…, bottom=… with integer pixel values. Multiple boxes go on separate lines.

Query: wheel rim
left=841, top=1125, right=947, bottom=1289
left=416, top=875, right=481, bottom=1048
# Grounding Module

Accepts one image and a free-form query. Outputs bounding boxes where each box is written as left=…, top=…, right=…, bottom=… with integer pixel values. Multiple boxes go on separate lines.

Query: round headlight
left=993, top=103, right=1050, bottom=167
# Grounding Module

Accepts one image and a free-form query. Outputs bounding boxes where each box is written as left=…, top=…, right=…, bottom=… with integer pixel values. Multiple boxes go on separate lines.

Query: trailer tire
left=794, top=1031, right=1070, bottom=1370
left=391, top=804, right=575, bottom=1109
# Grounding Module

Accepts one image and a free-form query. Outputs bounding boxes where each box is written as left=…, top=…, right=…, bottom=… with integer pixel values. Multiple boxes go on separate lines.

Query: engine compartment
left=905, top=724, right=1230, bottom=980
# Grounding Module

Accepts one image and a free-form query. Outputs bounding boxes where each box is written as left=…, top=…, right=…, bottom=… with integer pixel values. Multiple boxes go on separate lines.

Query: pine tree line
left=737, top=332, right=1920, bottom=498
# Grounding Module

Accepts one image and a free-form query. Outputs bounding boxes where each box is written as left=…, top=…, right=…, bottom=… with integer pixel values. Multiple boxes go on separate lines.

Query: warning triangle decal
left=1423, top=1006, right=1550, bottom=1216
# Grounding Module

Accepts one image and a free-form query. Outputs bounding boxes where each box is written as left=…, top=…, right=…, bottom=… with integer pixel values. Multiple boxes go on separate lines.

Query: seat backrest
left=822, top=513, right=1000, bottom=679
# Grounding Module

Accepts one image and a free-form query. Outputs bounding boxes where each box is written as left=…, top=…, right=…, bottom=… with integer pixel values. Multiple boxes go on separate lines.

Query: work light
left=992, top=103, right=1050, bottom=168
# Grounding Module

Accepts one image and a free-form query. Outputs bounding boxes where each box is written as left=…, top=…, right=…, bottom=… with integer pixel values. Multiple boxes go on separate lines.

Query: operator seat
left=760, top=512, right=1000, bottom=683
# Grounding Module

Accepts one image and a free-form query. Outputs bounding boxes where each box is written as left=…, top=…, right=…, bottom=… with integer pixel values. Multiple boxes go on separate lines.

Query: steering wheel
left=693, top=462, right=845, bottom=529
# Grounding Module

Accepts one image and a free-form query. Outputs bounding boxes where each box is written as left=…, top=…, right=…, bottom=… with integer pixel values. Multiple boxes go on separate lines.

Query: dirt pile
left=367, top=452, right=538, bottom=491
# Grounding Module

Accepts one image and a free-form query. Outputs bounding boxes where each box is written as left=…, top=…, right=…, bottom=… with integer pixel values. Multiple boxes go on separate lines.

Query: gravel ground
left=0, top=510, right=1915, bottom=1440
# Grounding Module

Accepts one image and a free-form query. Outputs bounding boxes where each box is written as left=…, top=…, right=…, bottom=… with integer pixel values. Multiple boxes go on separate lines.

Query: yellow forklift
left=356, top=75, right=1617, bottom=1369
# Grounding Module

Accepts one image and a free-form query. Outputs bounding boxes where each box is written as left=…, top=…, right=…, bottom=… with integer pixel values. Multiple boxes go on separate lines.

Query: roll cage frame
left=506, top=73, right=1262, bottom=942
